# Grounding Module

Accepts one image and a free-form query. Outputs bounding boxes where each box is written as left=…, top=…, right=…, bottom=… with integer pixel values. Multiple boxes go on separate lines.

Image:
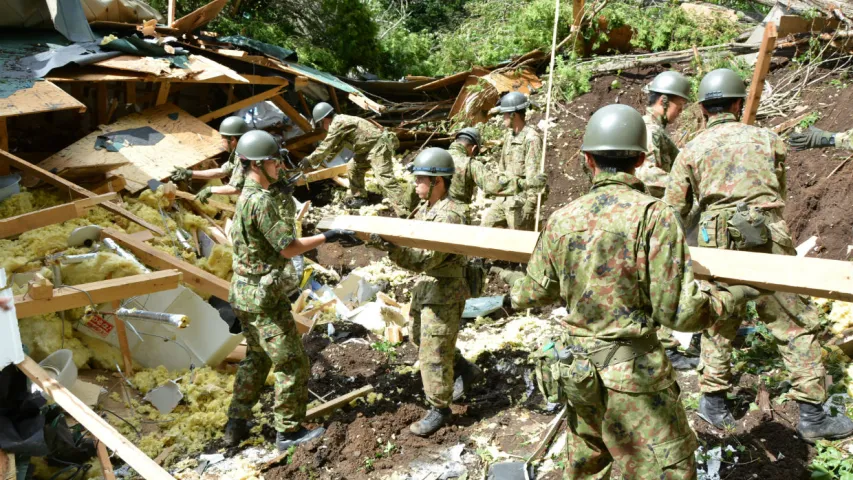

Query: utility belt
left=424, top=265, right=465, bottom=278
left=531, top=333, right=660, bottom=406
left=699, top=203, right=777, bottom=250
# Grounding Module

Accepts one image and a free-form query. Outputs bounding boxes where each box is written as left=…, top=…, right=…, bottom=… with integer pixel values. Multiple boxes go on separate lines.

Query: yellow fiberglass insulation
left=202, top=244, right=233, bottom=280
left=17, top=312, right=92, bottom=367
left=0, top=189, right=66, bottom=219
left=113, top=366, right=237, bottom=460
left=60, top=251, right=145, bottom=285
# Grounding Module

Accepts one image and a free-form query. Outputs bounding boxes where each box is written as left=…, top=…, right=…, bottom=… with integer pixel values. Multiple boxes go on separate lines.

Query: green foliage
left=731, top=321, right=784, bottom=376
left=800, top=112, right=822, bottom=129
left=552, top=56, right=592, bottom=102
left=371, top=340, right=398, bottom=361
left=809, top=441, right=853, bottom=479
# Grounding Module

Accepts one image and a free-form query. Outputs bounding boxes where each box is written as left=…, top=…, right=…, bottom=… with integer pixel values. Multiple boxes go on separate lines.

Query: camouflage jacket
left=499, top=125, right=541, bottom=203
left=389, top=196, right=471, bottom=306
left=229, top=178, right=297, bottom=312
left=663, top=113, right=787, bottom=220
left=835, top=128, right=853, bottom=150
left=304, top=114, right=384, bottom=167
left=511, top=171, right=738, bottom=392
left=447, top=142, right=525, bottom=204
left=636, top=108, right=679, bottom=198
left=221, top=150, right=245, bottom=189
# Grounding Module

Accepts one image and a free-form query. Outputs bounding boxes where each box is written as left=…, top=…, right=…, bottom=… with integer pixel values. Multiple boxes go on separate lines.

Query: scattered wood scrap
left=297, top=164, right=349, bottom=186
left=0, top=193, right=117, bottom=239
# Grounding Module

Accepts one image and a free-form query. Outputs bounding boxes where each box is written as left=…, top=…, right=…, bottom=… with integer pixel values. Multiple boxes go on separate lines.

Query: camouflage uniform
left=227, top=177, right=309, bottom=433
left=303, top=114, right=407, bottom=215
left=834, top=129, right=853, bottom=150
left=221, top=150, right=246, bottom=190
left=663, top=112, right=826, bottom=404
left=387, top=196, right=471, bottom=408
left=447, top=142, right=525, bottom=221
left=511, top=171, right=741, bottom=478
left=481, top=125, right=541, bottom=230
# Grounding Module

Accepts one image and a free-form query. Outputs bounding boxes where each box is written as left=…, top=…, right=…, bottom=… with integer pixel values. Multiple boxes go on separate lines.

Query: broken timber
left=0, top=149, right=164, bottom=235
left=174, top=190, right=235, bottom=213
left=14, top=270, right=182, bottom=318
left=296, top=164, right=349, bottom=186
left=317, top=216, right=853, bottom=302
left=16, top=356, right=175, bottom=480
left=743, top=22, right=778, bottom=125
left=0, top=193, right=117, bottom=239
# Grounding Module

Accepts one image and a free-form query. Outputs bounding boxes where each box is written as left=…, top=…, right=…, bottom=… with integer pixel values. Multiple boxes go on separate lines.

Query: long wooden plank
left=743, top=22, right=777, bottom=125
left=285, top=131, right=326, bottom=151
left=0, top=149, right=164, bottom=235
left=102, top=228, right=230, bottom=300
left=0, top=193, right=117, bottom=239
left=14, top=270, right=182, bottom=318
left=296, top=164, right=349, bottom=186
left=317, top=215, right=853, bottom=302
left=270, top=95, right=313, bottom=134
left=198, top=86, right=284, bottom=122
left=306, top=385, right=373, bottom=419
left=16, top=357, right=174, bottom=480
left=174, top=190, right=235, bottom=213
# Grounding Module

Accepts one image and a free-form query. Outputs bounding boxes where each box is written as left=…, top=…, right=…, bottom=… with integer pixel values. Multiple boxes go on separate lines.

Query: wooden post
left=327, top=86, right=341, bottom=112
left=270, top=96, right=312, bottom=133
left=0, top=117, right=8, bottom=175
left=96, top=441, right=117, bottom=480
left=97, top=83, right=108, bottom=126
left=225, top=84, right=235, bottom=105
left=125, top=82, right=137, bottom=105
left=297, top=92, right=311, bottom=117
left=742, top=22, right=777, bottom=125
left=167, top=0, right=176, bottom=26
left=155, top=81, right=171, bottom=106
left=112, top=299, right=133, bottom=376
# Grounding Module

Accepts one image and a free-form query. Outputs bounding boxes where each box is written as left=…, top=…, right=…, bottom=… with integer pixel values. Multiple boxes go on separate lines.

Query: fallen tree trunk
left=580, top=43, right=761, bottom=74
left=318, top=215, right=853, bottom=302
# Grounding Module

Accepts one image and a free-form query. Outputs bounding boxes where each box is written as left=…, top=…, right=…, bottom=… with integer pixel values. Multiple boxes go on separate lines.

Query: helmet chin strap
left=659, top=94, right=670, bottom=127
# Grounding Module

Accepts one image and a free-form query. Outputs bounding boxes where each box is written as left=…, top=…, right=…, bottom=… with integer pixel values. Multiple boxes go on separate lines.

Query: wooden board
left=0, top=193, right=117, bottom=239
left=317, top=215, right=853, bottom=302
left=0, top=148, right=164, bottom=235
left=296, top=164, right=349, bottom=186
left=95, top=55, right=171, bottom=76
left=285, top=131, right=326, bottom=151
left=198, top=86, right=284, bottom=122
left=39, top=103, right=226, bottom=194
left=743, top=22, right=777, bottom=125
left=777, top=15, right=840, bottom=36
left=174, top=190, right=235, bottom=213
left=16, top=357, right=175, bottom=480
left=0, top=81, right=86, bottom=118
left=14, top=270, right=182, bottom=318
left=270, top=95, right=313, bottom=134
left=306, top=385, right=373, bottom=419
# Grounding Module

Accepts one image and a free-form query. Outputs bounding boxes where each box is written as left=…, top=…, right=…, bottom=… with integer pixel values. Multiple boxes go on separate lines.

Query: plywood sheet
left=39, top=103, right=225, bottom=193
left=0, top=81, right=86, bottom=118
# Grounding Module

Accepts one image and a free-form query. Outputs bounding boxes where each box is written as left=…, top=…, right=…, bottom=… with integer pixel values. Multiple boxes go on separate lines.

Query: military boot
left=223, top=418, right=251, bottom=447
left=452, top=357, right=484, bottom=401
left=276, top=426, right=325, bottom=451
left=798, top=402, right=853, bottom=442
left=344, top=196, right=369, bottom=209
left=410, top=407, right=452, bottom=437
left=666, top=348, right=699, bottom=371
left=698, top=393, right=735, bottom=430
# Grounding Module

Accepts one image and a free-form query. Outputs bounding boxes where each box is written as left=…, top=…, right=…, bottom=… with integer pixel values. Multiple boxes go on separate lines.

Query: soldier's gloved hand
left=502, top=294, right=513, bottom=310
left=788, top=127, right=836, bottom=150
left=298, top=158, right=314, bottom=170
left=170, top=167, right=193, bottom=182
left=726, top=285, right=762, bottom=304
left=194, top=186, right=213, bottom=204
left=323, top=229, right=361, bottom=247
left=526, top=173, right=548, bottom=194
left=366, top=233, right=396, bottom=252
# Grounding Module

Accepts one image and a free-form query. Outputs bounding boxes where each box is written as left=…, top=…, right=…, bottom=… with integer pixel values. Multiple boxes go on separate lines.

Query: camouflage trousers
left=698, top=225, right=826, bottom=404
left=481, top=196, right=531, bottom=230
left=409, top=302, right=464, bottom=409
left=658, top=326, right=682, bottom=350
left=227, top=308, right=310, bottom=433
left=565, top=383, right=698, bottom=479
left=349, top=134, right=408, bottom=216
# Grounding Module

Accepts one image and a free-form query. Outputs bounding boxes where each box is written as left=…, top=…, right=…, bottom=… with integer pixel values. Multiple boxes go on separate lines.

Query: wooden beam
left=296, top=164, right=349, bottom=186
left=174, top=190, right=235, bottom=213
left=112, top=299, right=133, bottom=376
left=284, top=131, right=326, bottom=151
left=743, top=22, right=777, bottom=125
left=96, top=441, right=117, bottom=480
left=101, top=228, right=230, bottom=300
left=14, top=270, right=182, bottom=318
left=0, top=193, right=117, bottom=239
left=16, top=356, right=175, bottom=480
left=125, top=82, right=137, bottom=105
left=0, top=149, right=164, bottom=235
left=270, top=95, right=312, bottom=134
left=91, top=174, right=127, bottom=194
left=297, top=92, right=311, bottom=117
left=0, top=118, right=8, bottom=175
left=327, top=86, right=341, bottom=112
left=317, top=215, right=853, bottom=302
left=413, top=70, right=470, bottom=92
left=198, top=86, right=284, bottom=123
left=167, top=0, right=176, bottom=26
left=306, top=385, right=373, bottom=419
left=97, top=83, right=108, bottom=125
left=155, top=81, right=171, bottom=106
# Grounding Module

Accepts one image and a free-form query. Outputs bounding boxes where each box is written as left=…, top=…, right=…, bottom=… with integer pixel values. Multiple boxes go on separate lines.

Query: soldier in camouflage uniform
left=481, top=92, right=542, bottom=230
left=367, top=148, right=472, bottom=436
left=637, top=71, right=701, bottom=371
left=788, top=124, right=853, bottom=151
left=447, top=127, right=546, bottom=221
left=664, top=69, right=853, bottom=441
left=500, top=104, right=757, bottom=478
left=224, top=130, right=359, bottom=451
left=300, top=102, right=409, bottom=216
left=170, top=116, right=250, bottom=203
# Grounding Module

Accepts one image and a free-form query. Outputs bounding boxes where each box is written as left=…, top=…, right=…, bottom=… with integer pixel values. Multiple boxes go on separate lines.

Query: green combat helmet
left=219, top=116, right=250, bottom=137
left=408, top=147, right=455, bottom=177
left=498, top=91, right=529, bottom=113
left=455, top=127, right=481, bottom=148
left=236, top=130, right=281, bottom=161
left=581, top=104, right=647, bottom=155
left=648, top=71, right=691, bottom=100
left=698, top=68, right=746, bottom=103
left=312, top=102, right=335, bottom=124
